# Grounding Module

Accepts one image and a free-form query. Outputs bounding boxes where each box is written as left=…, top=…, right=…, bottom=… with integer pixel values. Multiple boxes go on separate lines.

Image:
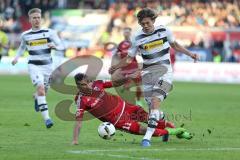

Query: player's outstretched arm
left=108, top=55, right=134, bottom=74
left=170, top=41, right=200, bottom=62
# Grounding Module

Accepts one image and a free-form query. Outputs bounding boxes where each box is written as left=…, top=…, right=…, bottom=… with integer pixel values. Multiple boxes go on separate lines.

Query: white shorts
left=28, top=64, right=53, bottom=87
left=142, top=64, right=173, bottom=105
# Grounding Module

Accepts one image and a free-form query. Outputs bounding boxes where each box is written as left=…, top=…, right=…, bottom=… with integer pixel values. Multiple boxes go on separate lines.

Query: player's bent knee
left=37, top=90, right=45, bottom=96
left=37, top=85, right=45, bottom=96
left=151, top=97, right=161, bottom=109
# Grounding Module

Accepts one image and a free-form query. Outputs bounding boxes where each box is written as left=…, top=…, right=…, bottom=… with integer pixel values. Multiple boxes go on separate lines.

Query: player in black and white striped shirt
left=109, top=8, right=199, bottom=146
left=12, top=8, right=64, bottom=128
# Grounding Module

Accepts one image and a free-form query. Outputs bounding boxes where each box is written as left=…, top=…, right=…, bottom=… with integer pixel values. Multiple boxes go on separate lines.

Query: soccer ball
left=98, top=122, right=116, bottom=140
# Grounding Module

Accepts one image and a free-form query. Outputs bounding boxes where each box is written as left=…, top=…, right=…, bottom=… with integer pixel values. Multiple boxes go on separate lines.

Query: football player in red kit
left=112, top=27, right=142, bottom=105
left=72, top=73, right=192, bottom=145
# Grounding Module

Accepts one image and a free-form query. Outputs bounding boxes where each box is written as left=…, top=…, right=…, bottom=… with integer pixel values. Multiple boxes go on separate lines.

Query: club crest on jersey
left=143, top=39, right=164, bottom=51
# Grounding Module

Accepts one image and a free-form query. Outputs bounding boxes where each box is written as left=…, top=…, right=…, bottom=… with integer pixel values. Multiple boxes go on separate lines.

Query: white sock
left=143, top=109, right=160, bottom=141
left=41, top=110, right=50, bottom=121
left=37, top=96, right=50, bottom=121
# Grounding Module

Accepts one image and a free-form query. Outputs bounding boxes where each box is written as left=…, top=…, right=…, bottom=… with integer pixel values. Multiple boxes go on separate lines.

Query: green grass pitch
left=0, top=75, right=240, bottom=160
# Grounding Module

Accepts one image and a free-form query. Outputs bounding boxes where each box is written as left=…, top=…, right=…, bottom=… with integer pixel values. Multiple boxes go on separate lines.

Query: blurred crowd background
left=0, top=0, right=240, bottom=63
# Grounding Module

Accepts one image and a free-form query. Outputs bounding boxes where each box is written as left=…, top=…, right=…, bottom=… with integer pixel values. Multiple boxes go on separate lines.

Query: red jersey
left=117, top=40, right=138, bottom=73
left=75, top=80, right=124, bottom=123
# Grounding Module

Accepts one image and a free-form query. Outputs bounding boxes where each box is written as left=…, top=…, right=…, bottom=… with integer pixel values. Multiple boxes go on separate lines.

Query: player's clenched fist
left=11, top=58, right=18, bottom=65
left=190, top=53, right=200, bottom=62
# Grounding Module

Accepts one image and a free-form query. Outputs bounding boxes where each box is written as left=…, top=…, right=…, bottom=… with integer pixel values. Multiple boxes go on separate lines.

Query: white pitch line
left=67, top=147, right=240, bottom=154
left=72, top=152, right=162, bottom=160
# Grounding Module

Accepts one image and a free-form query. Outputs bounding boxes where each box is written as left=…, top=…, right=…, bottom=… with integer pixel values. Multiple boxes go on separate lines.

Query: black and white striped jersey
left=128, top=25, right=175, bottom=65
left=16, top=28, right=64, bottom=65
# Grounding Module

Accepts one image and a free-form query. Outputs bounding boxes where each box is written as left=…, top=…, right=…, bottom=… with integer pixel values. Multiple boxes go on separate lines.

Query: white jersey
left=128, top=25, right=175, bottom=66
left=16, top=28, right=64, bottom=65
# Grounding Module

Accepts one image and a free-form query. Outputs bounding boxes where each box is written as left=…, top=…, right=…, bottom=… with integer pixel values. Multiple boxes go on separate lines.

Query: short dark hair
left=74, top=73, right=87, bottom=84
left=28, top=8, right=41, bottom=16
left=137, top=8, right=157, bottom=22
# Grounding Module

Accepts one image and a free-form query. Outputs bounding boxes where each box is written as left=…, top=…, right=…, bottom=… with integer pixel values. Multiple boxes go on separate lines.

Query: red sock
left=153, top=128, right=168, bottom=137
left=129, top=121, right=141, bottom=134
left=166, top=121, right=175, bottom=128
left=157, top=120, right=167, bottom=129
left=157, top=120, right=175, bottom=129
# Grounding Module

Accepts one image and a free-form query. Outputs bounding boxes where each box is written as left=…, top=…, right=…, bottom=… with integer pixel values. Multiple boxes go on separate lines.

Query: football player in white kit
left=12, top=8, right=64, bottom=128
left=109, top=8, right=199, bottom=146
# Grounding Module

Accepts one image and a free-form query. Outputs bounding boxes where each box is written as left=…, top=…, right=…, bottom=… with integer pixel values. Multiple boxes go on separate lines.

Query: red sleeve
left=103, top=81, right=113, bottom=88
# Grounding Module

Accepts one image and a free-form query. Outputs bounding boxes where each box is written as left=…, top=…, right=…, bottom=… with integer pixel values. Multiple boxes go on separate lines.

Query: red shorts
left=113, top=103, right=148, bottom=132
left=103, top=103, right=169, bottom=133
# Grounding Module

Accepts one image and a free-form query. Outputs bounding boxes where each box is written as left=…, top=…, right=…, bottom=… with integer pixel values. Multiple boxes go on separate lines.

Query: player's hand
left=190, top=53, right=200, bottom=62
left=108, top=66, right=118, bottom=75
left=11, top=59, right=18, bottom=65
left=48, top=43, right=56, bottom=49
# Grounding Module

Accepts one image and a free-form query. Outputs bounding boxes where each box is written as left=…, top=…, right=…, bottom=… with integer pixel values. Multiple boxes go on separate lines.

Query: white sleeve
left=15, top=35, right=26, bottom=59
left=166, top=27, right=175, bottom=43
left=128, top=36, right=138, bottom=57
left=49, top=29, right=65, bottom=50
